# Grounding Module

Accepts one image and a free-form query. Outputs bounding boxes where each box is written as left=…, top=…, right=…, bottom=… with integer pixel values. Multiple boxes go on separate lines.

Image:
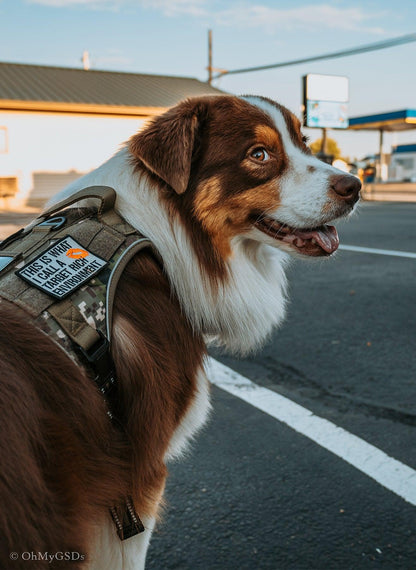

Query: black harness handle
left=42, top=185, right=117, bottom=219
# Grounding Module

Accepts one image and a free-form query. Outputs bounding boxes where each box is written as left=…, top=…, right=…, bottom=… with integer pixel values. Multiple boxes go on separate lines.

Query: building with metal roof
left=0, top=62, right=224, bottom=116
left=0, top=62, right=225, bottom=207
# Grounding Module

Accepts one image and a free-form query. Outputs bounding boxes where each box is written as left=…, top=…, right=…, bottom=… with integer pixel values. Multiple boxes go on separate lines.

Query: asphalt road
left=147, top=202, right=416, bottom=570
left=1, top=202, right=415, bottom=569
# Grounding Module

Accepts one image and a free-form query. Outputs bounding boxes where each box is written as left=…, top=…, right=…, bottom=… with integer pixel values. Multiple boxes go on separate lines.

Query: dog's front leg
left=119, top=515, right=156, bottom=570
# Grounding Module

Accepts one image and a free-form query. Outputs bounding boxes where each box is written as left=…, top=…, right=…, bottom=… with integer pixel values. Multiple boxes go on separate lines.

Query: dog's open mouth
left=253, top=215, right=339, bottom=256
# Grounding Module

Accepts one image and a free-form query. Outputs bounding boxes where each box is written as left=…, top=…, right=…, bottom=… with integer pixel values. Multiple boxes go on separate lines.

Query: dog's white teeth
left=311, top=238, right=317, bottom=245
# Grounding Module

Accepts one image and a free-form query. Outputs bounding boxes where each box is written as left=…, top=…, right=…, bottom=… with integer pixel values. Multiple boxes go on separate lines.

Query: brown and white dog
left=0, top=95, right=360, bottom=569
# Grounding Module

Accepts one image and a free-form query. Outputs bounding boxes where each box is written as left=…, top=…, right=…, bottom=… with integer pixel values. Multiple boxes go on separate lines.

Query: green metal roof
left=0, top=62, right=225, bottom=109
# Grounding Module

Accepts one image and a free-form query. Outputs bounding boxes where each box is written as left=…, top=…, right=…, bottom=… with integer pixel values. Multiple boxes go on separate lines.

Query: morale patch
left=16, top=237, right=108, bottom=299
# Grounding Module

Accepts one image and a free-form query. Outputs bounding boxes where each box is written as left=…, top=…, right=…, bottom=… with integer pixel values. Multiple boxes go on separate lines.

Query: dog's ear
left=129, top=99, right=207, bottom=194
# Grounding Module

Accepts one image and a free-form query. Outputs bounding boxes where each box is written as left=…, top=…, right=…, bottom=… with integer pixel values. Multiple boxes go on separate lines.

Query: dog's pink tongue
left=294, top=225, right=339, bottom=254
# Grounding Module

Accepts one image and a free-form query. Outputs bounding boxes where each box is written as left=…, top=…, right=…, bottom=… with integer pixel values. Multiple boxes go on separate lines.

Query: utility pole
left=206, top=30, right=227, bottom=84
left=207, top=29, right=213, bottom=85
left=318, top=128, right=334, bottom=164
left=82, top=51, right=90, bottom=71
left=320, top=128, right=327, bottom=155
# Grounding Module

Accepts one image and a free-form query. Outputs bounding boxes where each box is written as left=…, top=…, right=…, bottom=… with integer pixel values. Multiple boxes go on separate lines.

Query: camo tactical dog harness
left=0, top=185, right=156, bottom=540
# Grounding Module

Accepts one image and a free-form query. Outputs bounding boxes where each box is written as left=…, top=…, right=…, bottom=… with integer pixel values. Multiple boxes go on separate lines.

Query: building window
left=0, top=127, right=8, bottom=153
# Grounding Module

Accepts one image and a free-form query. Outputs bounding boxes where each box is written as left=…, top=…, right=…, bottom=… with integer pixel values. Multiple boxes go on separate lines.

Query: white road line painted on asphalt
left=206, top=357, right=416, bottom=506
left=339, top=244, right=416, bottom=259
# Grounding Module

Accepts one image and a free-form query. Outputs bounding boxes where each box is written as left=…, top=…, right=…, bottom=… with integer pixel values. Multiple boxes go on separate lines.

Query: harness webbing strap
left=48, top=299, right=101, bottom=352
left=2, top=222, right=58, bottom=263
left=105, top=237, right=153, bottom=340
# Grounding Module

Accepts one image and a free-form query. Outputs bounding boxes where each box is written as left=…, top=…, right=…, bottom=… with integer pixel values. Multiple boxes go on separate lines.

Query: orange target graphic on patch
left=66, top=248, right=89, bottom=259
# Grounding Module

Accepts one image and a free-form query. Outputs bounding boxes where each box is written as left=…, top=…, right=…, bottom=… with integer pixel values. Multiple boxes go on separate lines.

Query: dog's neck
left=57, top=148, right=289, bottom=354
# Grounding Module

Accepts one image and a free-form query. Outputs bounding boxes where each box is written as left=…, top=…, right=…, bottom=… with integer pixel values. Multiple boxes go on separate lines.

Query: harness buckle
left=35, top=216, right=67, bottom=231
left=78, top=332, right=116, bottom=396
left=110, top=497, right=145, bottom=540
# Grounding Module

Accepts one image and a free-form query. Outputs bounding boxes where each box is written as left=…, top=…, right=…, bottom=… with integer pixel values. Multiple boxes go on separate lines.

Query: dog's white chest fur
left=58, top=148, right=290, bottom=356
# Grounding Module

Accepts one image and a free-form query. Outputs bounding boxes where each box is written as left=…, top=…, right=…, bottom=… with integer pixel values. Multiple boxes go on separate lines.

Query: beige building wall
left=0, top=111, right=148, bottom=208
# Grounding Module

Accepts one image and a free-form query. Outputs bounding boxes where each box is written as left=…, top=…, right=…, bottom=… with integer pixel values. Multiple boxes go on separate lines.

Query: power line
left=211, top=33, right=416, bottom=80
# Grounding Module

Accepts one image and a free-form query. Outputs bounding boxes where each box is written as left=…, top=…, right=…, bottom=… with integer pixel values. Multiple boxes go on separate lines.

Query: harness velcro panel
left=67, top=219, right=103, bottom=248
left=88, top=227, right=125, bottom=261
left=101, top=210, right=139, bottom=237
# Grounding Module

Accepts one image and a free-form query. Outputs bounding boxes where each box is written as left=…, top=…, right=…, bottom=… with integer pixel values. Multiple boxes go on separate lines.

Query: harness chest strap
left=0, top=186, right=155, bottom=540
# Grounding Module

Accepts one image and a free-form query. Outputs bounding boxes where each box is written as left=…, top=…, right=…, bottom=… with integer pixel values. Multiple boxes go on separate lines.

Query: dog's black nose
left=330, top=174, right=361, bottom=204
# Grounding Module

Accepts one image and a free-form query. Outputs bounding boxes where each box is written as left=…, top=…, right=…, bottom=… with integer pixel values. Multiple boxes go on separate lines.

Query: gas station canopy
left=348, top=110, right=416, bottom=186
left=348, top=109, right=416, bottom=131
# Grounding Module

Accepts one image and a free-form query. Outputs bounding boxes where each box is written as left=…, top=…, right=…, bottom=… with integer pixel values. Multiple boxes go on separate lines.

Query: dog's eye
left=302, top=135, right=309, bottom=144
left=250, top=148, right=270, bottom=162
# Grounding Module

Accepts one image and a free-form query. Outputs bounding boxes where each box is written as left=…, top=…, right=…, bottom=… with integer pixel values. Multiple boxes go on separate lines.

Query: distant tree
left=310, top=137, right=342, bottom=160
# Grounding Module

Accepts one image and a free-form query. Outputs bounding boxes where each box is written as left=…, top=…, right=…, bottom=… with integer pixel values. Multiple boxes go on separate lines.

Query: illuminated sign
left=303, top=74, right=349, bottom=129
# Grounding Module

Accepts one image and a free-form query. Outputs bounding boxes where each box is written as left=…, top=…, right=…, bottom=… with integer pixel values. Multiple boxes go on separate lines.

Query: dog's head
left=129, top=95, right=360, bottom=261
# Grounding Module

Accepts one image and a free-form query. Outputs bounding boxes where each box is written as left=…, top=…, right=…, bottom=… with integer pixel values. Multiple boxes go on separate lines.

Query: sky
left=1, top=0, right=416, bottom=160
